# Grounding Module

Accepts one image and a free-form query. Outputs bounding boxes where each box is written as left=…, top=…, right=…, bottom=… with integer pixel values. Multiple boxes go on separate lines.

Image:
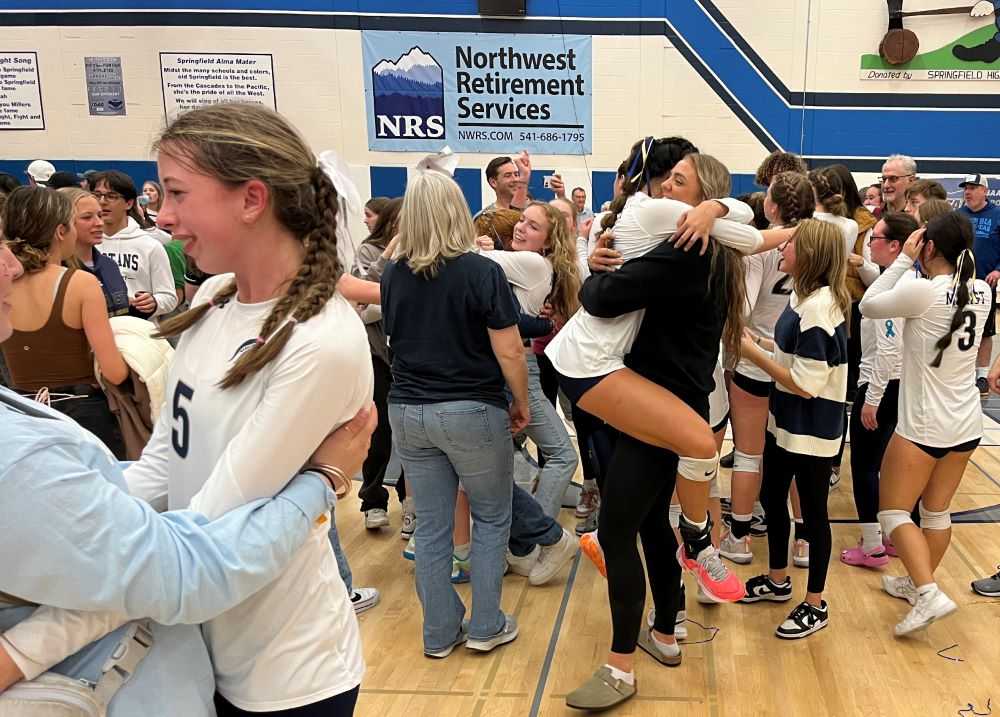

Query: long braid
left=768, top=171, right=814, bottom=227
left=600, top=138, right=651, bottom=235
left=219, top=168, right=341, bottom=389
left=931, top=248, right=975, bottom=368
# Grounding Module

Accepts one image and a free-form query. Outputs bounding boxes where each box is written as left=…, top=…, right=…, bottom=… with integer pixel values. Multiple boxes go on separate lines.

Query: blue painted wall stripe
left=368, top=166, right=407, bottom=202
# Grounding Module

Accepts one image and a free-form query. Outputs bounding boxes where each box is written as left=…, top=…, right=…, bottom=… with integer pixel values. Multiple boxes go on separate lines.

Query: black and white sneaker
left=740, top=574, right=792, bottom=603
left=775, top=600, right=829, bottom=639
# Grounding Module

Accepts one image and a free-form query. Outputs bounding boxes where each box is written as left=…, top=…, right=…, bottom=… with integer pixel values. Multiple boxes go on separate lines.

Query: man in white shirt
left=880, top=154, right=918, bottom=214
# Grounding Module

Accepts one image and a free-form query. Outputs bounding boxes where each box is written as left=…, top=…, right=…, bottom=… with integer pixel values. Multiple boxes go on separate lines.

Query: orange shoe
left=676, top=546, right=745, bottom=602
left=579, top=532, right=607, bottom=578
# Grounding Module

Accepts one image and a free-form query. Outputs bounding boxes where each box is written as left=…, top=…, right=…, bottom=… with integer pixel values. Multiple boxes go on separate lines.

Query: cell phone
left=542, top=175, right=555, bottom=189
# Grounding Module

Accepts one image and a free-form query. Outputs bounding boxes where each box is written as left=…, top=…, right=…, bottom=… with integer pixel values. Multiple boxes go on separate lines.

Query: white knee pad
left=732, top=450, right=762, bottom=474
left=919, top=502, right=952, bottom=531
left=677, top=452, right=719, bottom=483
left=709, top=475, right=721, bottom=499
left=668, top=503, right=682, bottom=529
left=878, top=509, right=914, bottom=538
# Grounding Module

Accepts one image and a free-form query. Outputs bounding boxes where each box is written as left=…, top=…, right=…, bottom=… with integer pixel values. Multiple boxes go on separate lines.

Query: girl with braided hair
left=861, top=213, right=991, bottom=637
left=721, top=170, right=814, bottom=566
left=121, top=103, right=373, bottom=715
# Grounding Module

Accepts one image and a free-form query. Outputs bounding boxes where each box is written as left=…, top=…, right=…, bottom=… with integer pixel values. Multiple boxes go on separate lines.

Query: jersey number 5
left=171, top=381, right=195, bottom=458
left=957, top=311, right=977, bottom=352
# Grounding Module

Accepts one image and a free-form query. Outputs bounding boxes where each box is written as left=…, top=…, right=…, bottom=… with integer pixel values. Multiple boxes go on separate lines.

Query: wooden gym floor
left=339, top=407, right=1000, bottom=717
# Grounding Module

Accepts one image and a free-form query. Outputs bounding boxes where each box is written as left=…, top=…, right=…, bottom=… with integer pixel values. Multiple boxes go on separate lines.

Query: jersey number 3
left=957, top=311, right=977, bottom=352
left=171, top=381, right=195, bottom=458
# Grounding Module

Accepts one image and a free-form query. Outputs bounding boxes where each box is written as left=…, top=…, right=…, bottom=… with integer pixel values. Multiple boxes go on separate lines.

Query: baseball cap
left=959, top=173, right=987, bottom=188
left=26, top=159, right=56, bottom=185
left=47, top=171, right=83, bottom=189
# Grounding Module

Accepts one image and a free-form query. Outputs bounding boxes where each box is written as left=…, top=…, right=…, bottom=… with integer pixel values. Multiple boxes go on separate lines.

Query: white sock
left=650, top=631, right=681, bottom=657
left=605, top=664, right=634, bottom=685
left=861, top=523, right=883, bottom=552
left=682, top=513, right=709, bottom=531
left=668, top=504, right=682, bottom=529
left=977, top=367, right=988, bottom=379
left=731, top=512, right=753, bottom=524
left=753, top=501, right=765, bottom=517
left=916, top=582, right=937, bottom=597
left=454, top=543, right=470, bottom=561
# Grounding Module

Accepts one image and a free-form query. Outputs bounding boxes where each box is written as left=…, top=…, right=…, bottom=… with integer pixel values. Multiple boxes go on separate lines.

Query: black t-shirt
left=579, top=239, right=732, bottom=419
left=382, top=251, right=519, bottom=409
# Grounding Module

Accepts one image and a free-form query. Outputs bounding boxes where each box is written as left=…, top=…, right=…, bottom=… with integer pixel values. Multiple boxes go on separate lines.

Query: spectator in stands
left=92, top=170, right=177, bottom=319
left=959, top=174, right=1000, bottom=394
left=904, top=179, right=948, bottom=218
left=61, top=187, right=129, bottom=317
left=25, top=160, right=55, bottom=188
left=0, top=186, right=129, bottom=457
left=880, top=155, right=917, bottom=213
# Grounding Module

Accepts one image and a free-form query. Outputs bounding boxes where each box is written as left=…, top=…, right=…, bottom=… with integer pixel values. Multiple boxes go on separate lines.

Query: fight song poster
left=362, top=31, right=592, bottom=154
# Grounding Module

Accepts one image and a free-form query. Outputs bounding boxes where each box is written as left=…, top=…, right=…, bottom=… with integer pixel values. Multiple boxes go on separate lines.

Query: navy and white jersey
left=860, top=253, right=990, bottom=447
left=767, top=286, right=848, bottom=457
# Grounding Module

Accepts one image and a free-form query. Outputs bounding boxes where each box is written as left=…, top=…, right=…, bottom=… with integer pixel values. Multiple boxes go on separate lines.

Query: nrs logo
left=372, top=46, right=445, bottom=139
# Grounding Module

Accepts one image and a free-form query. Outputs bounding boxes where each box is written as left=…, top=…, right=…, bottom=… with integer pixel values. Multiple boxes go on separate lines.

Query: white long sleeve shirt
left=98, top=218, right=178, bottom=316
left=125, top=274, right=372, bottom=711
left=860, top=254, right=990, bottom=447
left=546, top=194, right=760, bottom=378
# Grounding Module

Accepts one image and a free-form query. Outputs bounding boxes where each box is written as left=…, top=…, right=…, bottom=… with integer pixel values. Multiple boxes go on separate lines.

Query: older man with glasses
left=879, top=155, right=918, bottom=214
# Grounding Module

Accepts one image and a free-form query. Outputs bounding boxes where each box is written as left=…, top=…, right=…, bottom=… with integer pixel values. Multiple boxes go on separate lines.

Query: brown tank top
left=1, top=268, right=97, bottom=392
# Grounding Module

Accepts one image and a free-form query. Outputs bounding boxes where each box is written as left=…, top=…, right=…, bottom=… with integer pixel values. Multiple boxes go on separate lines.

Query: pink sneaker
left=676, top=546, right=746, bottom=603
left=580, top=532, right=607, bottom=578
left=840, top=540, right=889, bottom=568
left=883, top=537, right=898, bottom=558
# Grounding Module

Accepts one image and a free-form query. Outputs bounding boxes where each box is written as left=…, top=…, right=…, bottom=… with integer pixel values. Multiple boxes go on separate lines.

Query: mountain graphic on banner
left=373, top=47, right=443, bottom=94
left=372, top=45, right=445, bottom=139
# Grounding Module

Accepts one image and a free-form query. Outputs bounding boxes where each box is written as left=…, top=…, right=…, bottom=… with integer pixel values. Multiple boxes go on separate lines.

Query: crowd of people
left=1, top=104, right=1000, bottom=715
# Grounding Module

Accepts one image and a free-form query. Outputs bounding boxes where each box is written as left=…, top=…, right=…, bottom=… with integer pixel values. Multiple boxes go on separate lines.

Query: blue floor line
left=528, top=550, right=581, bottom=717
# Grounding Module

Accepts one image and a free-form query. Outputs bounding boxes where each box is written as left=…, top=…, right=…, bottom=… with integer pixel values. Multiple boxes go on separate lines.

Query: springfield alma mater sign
left=363, top=31, right=592, bottom=154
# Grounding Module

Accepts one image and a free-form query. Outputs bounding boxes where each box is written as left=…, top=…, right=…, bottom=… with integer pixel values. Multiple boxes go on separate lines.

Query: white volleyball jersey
left=858, top=269, right=918, bottom=406
left=736, top=249, right=790, bottom=382
left=860, top=255, right=989, bottom=447
left=126, top=273, right=372, bottom=711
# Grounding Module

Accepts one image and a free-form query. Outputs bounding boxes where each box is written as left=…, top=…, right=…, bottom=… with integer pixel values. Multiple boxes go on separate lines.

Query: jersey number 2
left=171, top=381, right=195, bottom=458
left=957, top=311, right=977, bottom=352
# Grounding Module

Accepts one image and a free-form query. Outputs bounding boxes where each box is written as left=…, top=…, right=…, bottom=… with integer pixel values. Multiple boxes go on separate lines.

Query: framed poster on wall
left=0, top=51, right=44, bottom=130
left=159, top=52, right=276, bottom=119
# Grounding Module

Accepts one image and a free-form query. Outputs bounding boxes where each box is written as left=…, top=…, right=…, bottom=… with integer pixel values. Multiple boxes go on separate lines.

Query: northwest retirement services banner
left=362, top=31, right=592, bottom=154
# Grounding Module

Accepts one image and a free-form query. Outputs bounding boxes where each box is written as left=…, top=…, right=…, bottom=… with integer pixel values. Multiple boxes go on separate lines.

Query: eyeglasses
left=879, top=174, right=914, bottom=184
left=868, top=234, right=889, bottom=245
left=93, top=191, right=124, bottom=202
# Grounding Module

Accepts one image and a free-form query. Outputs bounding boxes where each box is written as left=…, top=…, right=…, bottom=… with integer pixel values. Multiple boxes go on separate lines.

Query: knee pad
left=678, top=453, right=719, bottom=483
left=918, top=502, right=952, bottom=531
left=668, top=503, right=682, bottom=529
left=732, top=450, right=762, bottom=474
left=709, top=475, right=721, bottom=499
left=878, top=509, right=914, bottom=538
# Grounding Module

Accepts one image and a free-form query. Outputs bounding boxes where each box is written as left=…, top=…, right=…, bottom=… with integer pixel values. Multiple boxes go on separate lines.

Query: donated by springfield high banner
left=363, top=31, right=592, bottom=154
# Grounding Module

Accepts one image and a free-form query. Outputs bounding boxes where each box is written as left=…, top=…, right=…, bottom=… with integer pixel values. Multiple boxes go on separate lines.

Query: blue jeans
left=509, top=482, right=563, bottom=557
left=389, top=400, right=513, bottom=652
left=328, top=497, right=353, bottom=596
left=524, top=353, right=578, bottom=518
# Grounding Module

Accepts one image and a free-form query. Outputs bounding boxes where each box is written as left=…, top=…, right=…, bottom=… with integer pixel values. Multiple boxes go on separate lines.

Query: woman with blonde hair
left=61, top=187, right=130, bottom=317
left=738, top=218, right=851, bottom=639
left=382, top=168, right=530, bottom=657
left=120, top=103, right=374, bottom=715
left=0, top=186, right=128, bottom=457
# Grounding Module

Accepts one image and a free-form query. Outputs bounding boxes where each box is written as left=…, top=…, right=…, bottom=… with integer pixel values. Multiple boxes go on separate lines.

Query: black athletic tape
left=678, top=618, right=720, bottom=645
left=957, top=698, right=992, bottom=717
left=936, top=643, right=964, bottom=662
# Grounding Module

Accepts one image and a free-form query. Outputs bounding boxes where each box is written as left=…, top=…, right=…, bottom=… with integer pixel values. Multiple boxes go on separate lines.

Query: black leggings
left=571, top=405, right=617, bottom=493
left=214, top=687, right=359, bottom=716
left=50, top=388, right=126, bottom=460
left=358, top=356, right=405, bottom=512
left=848, top=380, right=899, bottom=523
left=599, top=433, right=682, bottom=653
left=535, top=349, right=560, bottom=407
left=760, top=433, right=833, bottom=594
